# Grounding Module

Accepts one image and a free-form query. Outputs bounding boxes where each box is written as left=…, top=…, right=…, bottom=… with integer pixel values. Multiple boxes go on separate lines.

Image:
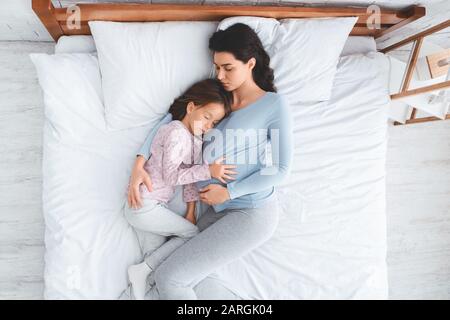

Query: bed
left=30, top=0, right=424, bottom=300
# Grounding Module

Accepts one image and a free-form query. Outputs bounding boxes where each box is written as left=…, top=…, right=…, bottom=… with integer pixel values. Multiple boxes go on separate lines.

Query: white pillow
left=30, top=53, right=106, bottom=134
left=216, top=16, right=357, bottom=102
left=89, top=21, right=218, bottom=131
left=55, top=35, right=97, bottom=54
left=30, top=53, right=140, bottom=298
left=341, top=36, right=377, bottom=56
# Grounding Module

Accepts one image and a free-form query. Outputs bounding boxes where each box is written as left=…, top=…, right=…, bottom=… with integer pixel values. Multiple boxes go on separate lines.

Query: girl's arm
left=184, top=201, right=196, bottom=225
left=161, top=128, right=211, bottom=186
left=137, top=113, right=173, bottom=160
left=225, top=96, right=293, bottom=199
left=128, top=113, right=172, bottom=210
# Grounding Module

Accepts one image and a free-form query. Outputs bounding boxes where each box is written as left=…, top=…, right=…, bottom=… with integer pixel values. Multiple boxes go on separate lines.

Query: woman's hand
left=209, top=156, right=237, bottom=184
left=199, top=184, right=231, bottom=205
left=127, top=155, right=153, bottom=210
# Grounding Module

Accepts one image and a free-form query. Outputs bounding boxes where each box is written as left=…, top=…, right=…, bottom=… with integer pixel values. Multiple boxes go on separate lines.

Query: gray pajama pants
left=124, top=198, right=199, bottom=272
left=149, top=199, right=280, bottom=300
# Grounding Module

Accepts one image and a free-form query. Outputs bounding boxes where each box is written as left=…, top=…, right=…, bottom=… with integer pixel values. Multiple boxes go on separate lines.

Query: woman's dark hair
left=168, top=78, right=233, bottom=121
left=208, top=23, right=276, bottom=93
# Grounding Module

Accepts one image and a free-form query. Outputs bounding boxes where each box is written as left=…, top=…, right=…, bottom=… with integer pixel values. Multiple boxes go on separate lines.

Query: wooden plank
left=426, top=48, right=450, bottom=79
left=394, top=114, right=450, bottom=125
left=350, top=26, right=387, bottom=37
left=60, top=23, right=90, bottom=35
left=401, top=37, right=424, bottom=92
left=410, top=107, right=417, bottom=120
left=31, top=0, right=63, bottom=41
left=53, top=3, right=405, bottom=24
left=391, top=80, right=450, bottom=100
left=380, top=19, right=450, bottom=53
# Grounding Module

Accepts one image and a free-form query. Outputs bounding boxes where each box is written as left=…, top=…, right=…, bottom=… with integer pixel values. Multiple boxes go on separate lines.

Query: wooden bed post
left=32, top=0, right=64, bottom=41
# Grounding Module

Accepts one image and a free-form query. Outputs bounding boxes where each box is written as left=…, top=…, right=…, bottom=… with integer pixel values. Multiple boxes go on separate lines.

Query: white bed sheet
left=43, top=36, right=389, bottom=299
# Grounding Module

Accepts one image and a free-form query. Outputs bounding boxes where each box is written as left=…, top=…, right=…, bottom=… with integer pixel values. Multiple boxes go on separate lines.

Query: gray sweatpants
left=150, top=199, right=280, bottom=300
left=124, top=198, right=199, bottom=271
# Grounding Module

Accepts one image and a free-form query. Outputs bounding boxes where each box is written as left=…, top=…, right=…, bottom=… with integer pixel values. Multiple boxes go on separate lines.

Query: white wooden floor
left=0, top=40, right=449, bottom=300
left=386, top=120, right=450, bottom=299
left=0, top=41, right=53, bottom=299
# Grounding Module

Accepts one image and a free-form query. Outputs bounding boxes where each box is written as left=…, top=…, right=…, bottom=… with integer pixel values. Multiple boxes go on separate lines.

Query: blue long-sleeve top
left=137, top=92, right=293, bottom=213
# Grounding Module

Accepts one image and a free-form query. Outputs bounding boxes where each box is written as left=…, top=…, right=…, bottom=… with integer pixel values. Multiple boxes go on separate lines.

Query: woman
left=127, top=23, right=293, bottom=299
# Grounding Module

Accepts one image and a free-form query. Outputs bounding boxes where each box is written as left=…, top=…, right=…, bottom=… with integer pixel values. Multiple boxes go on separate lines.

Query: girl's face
left=213, top=51, right=256, bottom=92
left=184, top=102, right=226, bottom=136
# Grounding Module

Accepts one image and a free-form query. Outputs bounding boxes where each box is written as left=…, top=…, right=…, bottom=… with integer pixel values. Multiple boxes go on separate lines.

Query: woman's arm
left=127, top=155, right=153, bottom=209
left=199, top=96, right=293, bottom=205
left=226, top=96, right=293, bottom=199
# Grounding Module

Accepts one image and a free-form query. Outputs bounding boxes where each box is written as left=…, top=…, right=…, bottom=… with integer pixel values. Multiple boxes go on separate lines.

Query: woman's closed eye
left=215, top=66, right=233, bottom=72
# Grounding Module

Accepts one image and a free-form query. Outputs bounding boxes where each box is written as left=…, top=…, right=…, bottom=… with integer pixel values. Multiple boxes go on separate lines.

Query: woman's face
left=213, top=51, right=255, bottom=92
left=185, top=102, right=226, bottom=136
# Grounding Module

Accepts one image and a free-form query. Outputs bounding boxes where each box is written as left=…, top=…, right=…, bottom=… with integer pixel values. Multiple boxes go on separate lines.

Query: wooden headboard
left=32, top=0, right=425, bottom=42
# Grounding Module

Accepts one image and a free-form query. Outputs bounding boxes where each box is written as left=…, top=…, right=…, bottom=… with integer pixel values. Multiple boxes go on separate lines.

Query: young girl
left=124, top=79, right=236, bottom=300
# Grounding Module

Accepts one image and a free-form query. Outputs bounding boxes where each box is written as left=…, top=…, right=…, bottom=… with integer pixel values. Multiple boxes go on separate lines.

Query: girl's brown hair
left=168, top=79, right=233, bottom=121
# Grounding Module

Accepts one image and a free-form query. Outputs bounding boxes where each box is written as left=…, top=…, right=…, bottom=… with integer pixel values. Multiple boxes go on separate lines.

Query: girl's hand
left=209, top=156, right=238, bottom=184
left=127, top=155, right=153, bottom=210
left=185, top=213, right=196, bottom=225
left=185, top=202, right=196, bottom=225
left=199, top=184, right=231, bottom=205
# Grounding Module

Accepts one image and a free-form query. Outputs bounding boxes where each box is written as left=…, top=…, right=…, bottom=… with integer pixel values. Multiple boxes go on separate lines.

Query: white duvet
left=35, top=42, right=389, bottom=300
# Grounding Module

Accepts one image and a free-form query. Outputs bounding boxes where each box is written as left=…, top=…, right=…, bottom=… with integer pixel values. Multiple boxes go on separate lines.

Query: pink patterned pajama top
left=134, top=120, right=211, bottom=203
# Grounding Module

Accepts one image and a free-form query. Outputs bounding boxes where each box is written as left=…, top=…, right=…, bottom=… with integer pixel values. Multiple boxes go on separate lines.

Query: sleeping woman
left=124, top=79, right=236, bottom=300
left=127, top=23, right=294, bottom=299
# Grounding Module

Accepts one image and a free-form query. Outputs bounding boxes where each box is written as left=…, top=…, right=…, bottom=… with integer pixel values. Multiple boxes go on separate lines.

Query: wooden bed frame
left=381, top=20, right=450, bottom=125
left=32, top=1, right=449, bottom=126
left=33, top=0, right=425, bottom=41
